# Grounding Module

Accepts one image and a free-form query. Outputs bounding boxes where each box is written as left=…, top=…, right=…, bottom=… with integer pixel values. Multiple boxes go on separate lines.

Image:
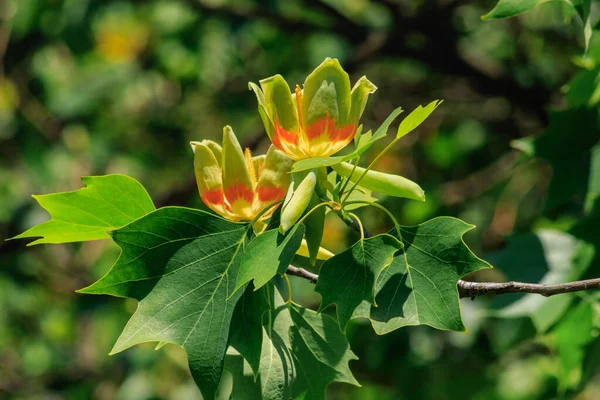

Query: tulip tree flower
left=191, top=126, right=292, bottom=222
left=250, top=58, right=376, bottom=160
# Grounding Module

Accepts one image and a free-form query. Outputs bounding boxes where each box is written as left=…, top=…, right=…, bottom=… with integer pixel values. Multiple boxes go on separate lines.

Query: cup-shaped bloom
left=191, top=126, right=293, bottom=221
left=250, top=58, right=376, bottom=160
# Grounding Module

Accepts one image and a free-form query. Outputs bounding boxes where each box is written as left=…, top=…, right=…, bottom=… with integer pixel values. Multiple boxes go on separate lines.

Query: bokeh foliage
left=1, top=0, right=600, bottom=399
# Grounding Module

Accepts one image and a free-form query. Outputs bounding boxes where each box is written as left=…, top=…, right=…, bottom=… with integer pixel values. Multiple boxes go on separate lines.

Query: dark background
left=1, top=0, right=599, bottom=399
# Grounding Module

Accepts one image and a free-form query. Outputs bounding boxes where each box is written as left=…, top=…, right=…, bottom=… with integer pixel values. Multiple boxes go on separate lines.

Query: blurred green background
left=1, top=0, right=600, bottom=399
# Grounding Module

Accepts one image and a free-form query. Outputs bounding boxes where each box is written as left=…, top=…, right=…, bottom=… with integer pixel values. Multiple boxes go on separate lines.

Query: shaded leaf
left=316, top=234, right=402, bottom=330
left=289, top=304, right=358, bottom=382
left=229, top=284, right=296, bottom=400
left=482, top=0, right=592, bottom=50
left=354, top=217, right=491, bottom=334
left=290, top=324, right=359, bottom=400
left=554, top=300, right=596, bottom=393
left=512, top=109, right=600, bottom=210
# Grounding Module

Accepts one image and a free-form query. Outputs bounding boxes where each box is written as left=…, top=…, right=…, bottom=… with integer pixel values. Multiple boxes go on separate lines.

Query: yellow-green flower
left=191, top=126, right=292, bottom=221
left=250, top=58, right=376, bottom=160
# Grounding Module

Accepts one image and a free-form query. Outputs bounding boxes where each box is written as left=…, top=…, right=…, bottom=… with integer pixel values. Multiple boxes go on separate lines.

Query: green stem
left=295, top=201, right=332, bottom=226
left=343, top=200, right=402, bottom=238
left=249, top=199, right=284, bottom=227
left=347, top=211, right=364, bottom=242
left=283, top=274, right=293, bottom=305
left=338, top=156, right=360, bottom=199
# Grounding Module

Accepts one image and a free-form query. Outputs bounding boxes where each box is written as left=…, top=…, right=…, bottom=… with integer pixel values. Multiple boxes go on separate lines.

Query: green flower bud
left=333, top=162, right=425, bottom=201
left=280, top=171, right=317, bottom=233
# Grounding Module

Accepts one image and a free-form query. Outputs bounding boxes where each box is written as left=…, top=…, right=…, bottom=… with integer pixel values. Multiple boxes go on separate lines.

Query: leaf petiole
left=343, top=200, right=402, bottom=238
left=295, top=201, right=332, bottom=226
left=338, top=156, right=360, bottom=199
left=283, top=274, right=293, bottom=305
left=249, top=199, right=284, bottom=227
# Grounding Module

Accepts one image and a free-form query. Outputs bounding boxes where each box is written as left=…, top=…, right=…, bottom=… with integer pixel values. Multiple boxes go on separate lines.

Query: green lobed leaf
left=396, top=100, right=442, bottom=139
left=229, top=285, right=297, bottom=400
left=290, top=324, right=359, bottom=400
left=316, top=234, right=403, bottom=330
left=229, top=284, right=359, bottom=399
left=12, top=174, right=155, bottom=245
left=353, top=217, right=491, bottom=334
left=554, top=300, right=596, bottom=393
left=235, top=225, right=305, bottom=292
left=289, top=304, right=358, bottom=382
left=291, top=106, right=403, bottom=172
left=226, top=354, right=263, bottom=400
left=79, top=206, right=249, bottom=400
left=482, top=0, right=592, bottom=49
left=511, top=109, right=600, bottom=210
left=229, top=286, right=268, bottom=377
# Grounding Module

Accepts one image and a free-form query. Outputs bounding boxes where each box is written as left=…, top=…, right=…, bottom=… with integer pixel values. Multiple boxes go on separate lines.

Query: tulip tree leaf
left=228, top=285, right=358, bottom=400
left=235, top=225, right=305, bottom=292
left=554, top=300, right=597, bottom=392
left=12, top=174, right=155, bottom=245
left=396, top=100, right=442, bottom=139
left=229, top=286, right=268, bottom=377
left=290, top=323, right=359, bottom=400
left=291, top=106, right=403, bottom=172
left=354, top=217, right=491, bottom=334
left=482, top=0, right=592, bottom=50
left=229, top=284, right=296, bottom=400
left=226, top=354, right=263, bottom=400
left=79, top=206, right=249, bottom=400
left=512, top=109, right=600, bottom=210
left=289, top=304, right=358, bottom=382
left=315, top=234, right=403, bottom=330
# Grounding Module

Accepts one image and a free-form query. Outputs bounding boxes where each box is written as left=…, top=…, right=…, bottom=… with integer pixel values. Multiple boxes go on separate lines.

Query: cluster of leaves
left=478, top=0, right=600, bottom=395
left=4, top=0, right=600, bottom=398
left=12, top=96, right=495, bottom=398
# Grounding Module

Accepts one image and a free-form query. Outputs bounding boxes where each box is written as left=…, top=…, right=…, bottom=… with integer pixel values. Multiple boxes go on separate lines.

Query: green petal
left=306, top=81, right=339, bottom=123
left=249, top=82, right=275, bottom=139
left=254, top=146, right=293, bottom=212
left=259, top=74, right=299, bottom=132
left=201, top=139, right=223, bottom=168
left=350, top=76, right=377, bottom=123
left=222, top=126, right=255, bottom=214
left=333, top=162, right=425, bottom=201
left=302, top=58, right=351, bottom=126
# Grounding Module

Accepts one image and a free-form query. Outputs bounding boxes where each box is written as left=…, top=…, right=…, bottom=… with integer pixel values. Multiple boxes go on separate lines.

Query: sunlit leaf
left=12, top=174, right=155, bottom=245
left=79, top=207, right=248, bottom=400
left=235, top=225, right=305, bottom=292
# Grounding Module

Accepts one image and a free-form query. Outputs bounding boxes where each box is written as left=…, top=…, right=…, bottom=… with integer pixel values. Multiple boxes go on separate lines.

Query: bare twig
left=286, top=266, right=318, bottom=284
left=456, top=278, right=600, bottom=299
left=285, top=213, right=600, bottom=299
